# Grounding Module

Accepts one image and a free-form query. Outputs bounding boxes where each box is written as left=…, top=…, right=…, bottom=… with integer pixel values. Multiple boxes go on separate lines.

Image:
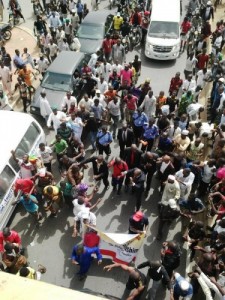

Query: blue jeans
left=89, top=131, right=97, bottom=150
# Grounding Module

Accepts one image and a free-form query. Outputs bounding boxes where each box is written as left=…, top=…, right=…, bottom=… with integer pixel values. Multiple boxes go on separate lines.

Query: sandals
left=38, top=264, right=47, bottom=274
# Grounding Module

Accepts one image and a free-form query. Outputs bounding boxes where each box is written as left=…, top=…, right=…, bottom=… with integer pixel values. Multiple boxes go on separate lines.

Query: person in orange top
left=104, top=86, right=118, bottom=103
left=19, top=65, right=36, bottom=97
left=156, top=91, right=167, bottom=115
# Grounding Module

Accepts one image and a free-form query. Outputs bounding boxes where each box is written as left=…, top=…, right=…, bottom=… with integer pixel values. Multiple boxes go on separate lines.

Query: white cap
left=81, top=209, right=90, bottom=220
left=168, top=199, right=177, bottom=209
left=38, top=167, right=46, bottom=177
left=117, top=12, right=120, bottom=16
left=168, top=175, right=175, bottom=181
left=219, top=77, right=225, bottom=83
left=181, top=130, right=189, bottom=136
left=72, top=9, right=76, bottom=13
left=180, top=280, right=189, bottom=291
left=207, top=1, right=212, bottom=5
left=96, top=89, right=101, bottom=94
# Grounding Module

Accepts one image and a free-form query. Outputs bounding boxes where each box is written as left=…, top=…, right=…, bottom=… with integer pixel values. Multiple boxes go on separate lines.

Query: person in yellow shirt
left=113, top=12, right=123, bottom=31
left=43, top=185, right=63, bottom=217
left=17, top=264, right=46, bottom=280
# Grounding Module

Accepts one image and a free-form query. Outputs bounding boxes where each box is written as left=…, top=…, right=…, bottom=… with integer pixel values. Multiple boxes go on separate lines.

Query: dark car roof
left=47, top=51, right=85, bottom=75
left=82, top=10, right=112, bottom=25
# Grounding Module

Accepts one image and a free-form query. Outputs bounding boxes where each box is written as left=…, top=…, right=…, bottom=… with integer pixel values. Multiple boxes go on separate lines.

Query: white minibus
left=0, top=111, right=45, bottom=229
left=145, top=0, right=181, bottom=60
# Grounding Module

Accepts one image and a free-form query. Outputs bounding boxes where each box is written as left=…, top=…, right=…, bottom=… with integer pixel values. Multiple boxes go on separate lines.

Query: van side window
left=0, top=165, right=15, bottom=201
left=9, top=122, right=41, bottom=172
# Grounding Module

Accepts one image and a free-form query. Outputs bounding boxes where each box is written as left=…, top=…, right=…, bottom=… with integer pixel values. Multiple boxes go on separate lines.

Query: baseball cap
left=168, top=199, right=177, bottom=209
left=133, top=211, right=144, bottom=222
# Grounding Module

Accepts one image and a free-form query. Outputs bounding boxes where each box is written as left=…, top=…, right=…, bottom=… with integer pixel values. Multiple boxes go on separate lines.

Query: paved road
left=6, top=0, right=192, bottom=299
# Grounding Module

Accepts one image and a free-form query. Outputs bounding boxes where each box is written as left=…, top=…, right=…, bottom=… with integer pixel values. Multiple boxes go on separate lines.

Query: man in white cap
left=175, top=168, right=195, bottom=200
left=36, top=53, right=49, bottom=78
left=172, top=272, right=193, bottom=299
left=160, top=175, right=180, bottom=206
left=173, top=130, right=190, bottom=154
left=156, top=198, right=180, bottom=240
left=39, top=89, right=52, bottom=123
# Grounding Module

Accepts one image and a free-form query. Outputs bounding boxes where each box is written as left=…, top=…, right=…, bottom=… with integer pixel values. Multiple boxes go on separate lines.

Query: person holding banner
left=104, top=263, right=147, bottom=300
left=129, top=211, right=149, bottom=235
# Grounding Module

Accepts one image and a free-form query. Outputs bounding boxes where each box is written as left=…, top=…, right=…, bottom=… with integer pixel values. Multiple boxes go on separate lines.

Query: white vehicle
left=0, top=111, right=45, bottom=229
left=145, top=0, right=180, bottom=60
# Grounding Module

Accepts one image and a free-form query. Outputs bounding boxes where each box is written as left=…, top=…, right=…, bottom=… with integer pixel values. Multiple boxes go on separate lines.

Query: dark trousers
left=112, top=177, right=124, bottom=192
left=119, top=143, right=126, bottom=158
left=141, top=139, right=154, bottom=152
left=135, top=190, right=143, bottom=211
left=96, top=176, right=109, bottom=188
left=157, top=219, right=171, bottom=238
left=98, top=144, right=111, bottom=156
left=44, top=162, right=52, bottom=173
left=78, top=12, right=83, bottom=23
left=22, top=96, right=29, bottom=112
left=198, top=180, right=209, bottom=197
left=146, top=171, right=154, bottom=191
left=133, top=125, right=143, bottom=143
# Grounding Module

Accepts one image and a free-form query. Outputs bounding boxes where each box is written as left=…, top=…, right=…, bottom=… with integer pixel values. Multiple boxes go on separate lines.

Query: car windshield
left=148, top=21, right=179, bottom=39
left=77, top=23, right=104, bottom=40
left=41, top=72, right=72, bottom=91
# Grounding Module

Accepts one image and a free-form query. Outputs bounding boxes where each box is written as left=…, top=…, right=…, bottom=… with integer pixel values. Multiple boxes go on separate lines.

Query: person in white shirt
left=36, top=143, right=53, bottom=172
left=111, top=60, right=123, bottom=74
left=47, top=107, right=67, bottom=133
left=167, top=121, right=182, bottom=139
left=70, top=37, right=81, bottom=52
left=88, top=52, right=98, bottom=70
left=70, top=9, right=79, bottom=31
left=39, top=89, right=52, bottom=123
left=92, top=74, right=108, bottom=95
left=161, top=175, right=180, bottom=206
left=0, top=90, right=11, bottom=110
left=78, top=94, right=93, bottom=111
left=36, top=54, right=49, bottom=77
left=11, top=151, right=34, bottom=179
left=67, top=112, right=84, bottom=139
left=0, top=62, right=12, bottom=98
left=98, top=60, right=112, bottom=82
left=175, top=168, right=195, bottom=200
left=140, top=90, right=156, bottom=118
left=184, top=53, right=198, bottom=79
left=198, top=159, right=216, bottom=196
left=48, top=39, right=58, bottom=61
left=182, top=74, right=197, bottom=93
left=59, top=38, right=70, bottom=52
left=73, top=207, right=97, bottom=238
left=196, top=68, right=211, bottom=89
left=218, top=90, right=225, bottom=111
left=49, top=12, right=61, bottom=30
left=187, top=102, right=204, bottom=121
left=22, top=48, right=35, bottom=69
left=61, top=91, right=77, bottom=113
left=213, top=32, right=223, bottom=55
left=107, top=97, right=120, bottom=137
left=93, top=90, right=107, bottom=109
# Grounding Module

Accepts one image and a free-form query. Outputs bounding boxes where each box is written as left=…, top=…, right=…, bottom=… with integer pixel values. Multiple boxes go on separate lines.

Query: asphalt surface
left=5, top=0, right=224, bottom=299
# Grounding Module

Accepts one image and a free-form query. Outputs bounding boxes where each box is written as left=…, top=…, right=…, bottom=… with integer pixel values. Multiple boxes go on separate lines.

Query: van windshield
left=42, top=72, right=72, bottom=91
left=77, top=24, right=104, bottom=40
left=9, top=122, right=41, bottom=172
left=148, top=21, right=179, bottom=39
left=0, top=165, right=15, bottom=203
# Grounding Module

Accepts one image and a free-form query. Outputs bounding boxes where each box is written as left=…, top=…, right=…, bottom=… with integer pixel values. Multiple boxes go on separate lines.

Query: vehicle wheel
left=3, top=30, right=12, bottom=40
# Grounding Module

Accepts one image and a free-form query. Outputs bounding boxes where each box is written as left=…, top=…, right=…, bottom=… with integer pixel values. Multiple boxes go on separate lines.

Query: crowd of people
left=2, top=0, right=225, bottom=299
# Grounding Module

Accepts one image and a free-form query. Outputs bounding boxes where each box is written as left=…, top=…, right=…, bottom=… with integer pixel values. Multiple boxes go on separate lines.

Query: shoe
left=104, top=185, right=110, bottom=190
left=117, top=190, right=121, bottom=195
left=49, top=213, right=57, bottom=218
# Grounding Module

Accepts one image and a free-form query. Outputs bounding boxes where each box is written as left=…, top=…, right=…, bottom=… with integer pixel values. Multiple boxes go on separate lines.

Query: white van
left=0, top=111, right=45, bottom=229
left=145, top=0, right=180, bottom=60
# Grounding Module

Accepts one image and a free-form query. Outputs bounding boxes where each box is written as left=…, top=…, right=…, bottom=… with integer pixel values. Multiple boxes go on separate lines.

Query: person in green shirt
left=178, top=91, right=193, bottom=116
left=59, top=180, right=73, bottom=207
left=50, top=134, right=68, bottom=171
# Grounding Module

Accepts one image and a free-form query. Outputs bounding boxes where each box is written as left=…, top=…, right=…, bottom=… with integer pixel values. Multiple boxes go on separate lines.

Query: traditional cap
left=89, top=112, right=95, bottom=117
left=117, top=12, right=120, bottom=16
left=179, top=280, right=189, bottom=291
left=181, top=130, right=189, bottom=136
left=133, top=211, right=144, bottom=222
left=168, top=175, right=175, bottom=181
left=219, top=77, right=225, bottom=83
left=81, top=208, right=90, bottom=219
left=168, top=199, right=177, bottom=209
left=96, top=89, right=101, bottom=94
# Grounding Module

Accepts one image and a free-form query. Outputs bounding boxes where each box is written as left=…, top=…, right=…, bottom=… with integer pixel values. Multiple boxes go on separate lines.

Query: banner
left=88, top=226, right=145, bottom=265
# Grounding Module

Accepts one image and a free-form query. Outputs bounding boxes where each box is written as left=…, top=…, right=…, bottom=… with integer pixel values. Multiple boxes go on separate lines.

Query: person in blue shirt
left=141, top=118, right=159, bottom=152
left=71, top=243, right=102, bottom=280
left=132, top=107, right=148, bottom=143
left=157, top=132, right=174, bottom=155
left=12, top=193, right=42, bottom=222
left=76, top=0, right=83, bottom=23
left=96, top=125, right=113, bottom=156
left=172, top=272, right=193, bottom=299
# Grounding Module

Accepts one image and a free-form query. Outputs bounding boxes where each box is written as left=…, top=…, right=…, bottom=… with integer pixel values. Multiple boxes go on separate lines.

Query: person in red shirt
left=102, top=33, right=113, bottom=62
left=0, top=227, right=21, bottom=253
left=84, top=230, right=100, bottom=248
left=108, top=157, right=128, bottom=195
left=196, top=48, right=209, bottom=70
left=169, top=72, right=183, bottom=95
left=81, top=62, right=92, bottom=75
left=124, top=93, right=138, bottom=124
left=14, top=178, right=35, bottom=197
left=130, top=7, right=142, bottom=26
left=180, top=17, right=191, bottom=52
